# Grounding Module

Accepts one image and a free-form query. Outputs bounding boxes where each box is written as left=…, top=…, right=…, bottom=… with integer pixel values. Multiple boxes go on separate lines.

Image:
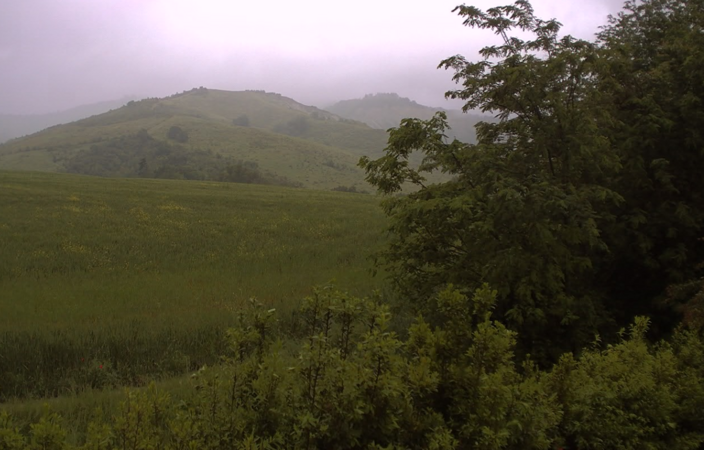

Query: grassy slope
left=0, top=171, right=387, bottom=400
left=0, top=89, right=388, bottom=190
left=156, top=89, right=388, bottom=155
left=0, top=97, right=135, bottom=144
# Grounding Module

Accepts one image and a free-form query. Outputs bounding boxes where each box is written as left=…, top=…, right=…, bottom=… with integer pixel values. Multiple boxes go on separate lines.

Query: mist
left=0, top=0, right=625, bottom=115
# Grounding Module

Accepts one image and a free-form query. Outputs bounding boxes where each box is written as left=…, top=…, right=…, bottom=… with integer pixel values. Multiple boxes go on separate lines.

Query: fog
left=0, top=0, right=624, bottom=115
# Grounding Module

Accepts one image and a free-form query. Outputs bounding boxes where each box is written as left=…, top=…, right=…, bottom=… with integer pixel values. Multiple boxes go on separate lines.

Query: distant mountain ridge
left=327, top=93, right=436, bottom=130
left=0, top=97, right=136, bottom=144
left=0, top=88, right=388, bottom=190
left=327, top=93, right=489, bottom=143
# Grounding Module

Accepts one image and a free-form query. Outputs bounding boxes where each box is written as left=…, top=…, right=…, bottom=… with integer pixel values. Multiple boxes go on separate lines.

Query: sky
left=0, top=0, right=624, bottom=115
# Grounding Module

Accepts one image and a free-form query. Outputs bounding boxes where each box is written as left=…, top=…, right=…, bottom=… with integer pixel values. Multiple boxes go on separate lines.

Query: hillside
left=327, top=93, right=490, bottom=143
left=0, top=97, right=136, bottom=144
left=0, top=88, right=389, bottom=190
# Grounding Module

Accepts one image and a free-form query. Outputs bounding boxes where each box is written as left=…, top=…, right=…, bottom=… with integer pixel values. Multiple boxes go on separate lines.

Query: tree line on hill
left=1, top=0, right=703, bottom=448
left=63, top=127, right=301, bottom=187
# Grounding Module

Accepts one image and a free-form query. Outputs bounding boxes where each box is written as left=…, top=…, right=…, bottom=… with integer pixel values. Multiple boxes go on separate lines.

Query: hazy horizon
left=1, top=0, right=624, bottom=115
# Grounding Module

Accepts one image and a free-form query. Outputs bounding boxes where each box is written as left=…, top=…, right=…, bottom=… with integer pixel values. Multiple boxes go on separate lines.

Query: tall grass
left=0, top=171, right=387, bottom=400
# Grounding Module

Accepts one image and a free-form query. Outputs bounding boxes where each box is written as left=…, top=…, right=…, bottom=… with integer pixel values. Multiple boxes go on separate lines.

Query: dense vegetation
left=1, top=0, right=703, bottom=448
left=62, top=128, right=300, bottom=186
left=1, top=286, right=703, bottom=449
left=361, top=0, right=704, bottom=363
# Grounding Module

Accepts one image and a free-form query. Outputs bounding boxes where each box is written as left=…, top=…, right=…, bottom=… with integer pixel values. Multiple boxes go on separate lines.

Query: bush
left=232, top=114, right=250, bottom=127
left=166, top=126, right=188, bottom=143
left=4, top=286, right=702, bottom=449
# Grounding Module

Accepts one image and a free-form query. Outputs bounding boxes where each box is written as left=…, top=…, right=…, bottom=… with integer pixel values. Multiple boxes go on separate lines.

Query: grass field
left=0, top=171, right=387, bottom=401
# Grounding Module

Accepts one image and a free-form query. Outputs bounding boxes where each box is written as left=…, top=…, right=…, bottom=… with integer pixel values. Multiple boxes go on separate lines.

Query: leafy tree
left=360, top=0, right=621, bottom=360
left=595, top=0, right=704, bottom=328
left=668, top=271, right=704, bottom=329
left=360, top=0, right=704, bottom=359
left=137, top=157, right=150, bottom=177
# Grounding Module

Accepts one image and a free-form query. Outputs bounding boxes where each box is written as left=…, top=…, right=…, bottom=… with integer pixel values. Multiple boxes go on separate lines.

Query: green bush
left=3, top=286, right=701, bottom=449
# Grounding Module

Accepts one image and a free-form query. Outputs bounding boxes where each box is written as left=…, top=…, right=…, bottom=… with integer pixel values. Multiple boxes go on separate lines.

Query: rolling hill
left=327, top=92, right=491, bottom=143
left=0, top=97, right=136, bottom=144
left=0, top=88, right=389, bottom=190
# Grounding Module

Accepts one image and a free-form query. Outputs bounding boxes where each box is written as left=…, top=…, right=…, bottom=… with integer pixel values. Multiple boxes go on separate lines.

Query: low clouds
left=0, top=0, right=625, bottom=115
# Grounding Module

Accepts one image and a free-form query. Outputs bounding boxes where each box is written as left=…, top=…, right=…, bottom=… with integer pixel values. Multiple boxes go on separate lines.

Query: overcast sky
left=0, top=0, right=624, bottom=115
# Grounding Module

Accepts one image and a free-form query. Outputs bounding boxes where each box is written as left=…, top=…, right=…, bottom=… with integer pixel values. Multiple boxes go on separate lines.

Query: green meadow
left=0, top=171, right=387, bottom=401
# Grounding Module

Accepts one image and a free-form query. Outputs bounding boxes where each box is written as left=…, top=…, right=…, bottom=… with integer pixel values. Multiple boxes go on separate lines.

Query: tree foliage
left=62, top=130, right=300, bottom=187
left=166, top=125, right=189, bottom=143
left=596, top=0, right=704, bottom=324
left=360, top=0, right=704, bottom=360
left=3, top=286, right=703, bottom=449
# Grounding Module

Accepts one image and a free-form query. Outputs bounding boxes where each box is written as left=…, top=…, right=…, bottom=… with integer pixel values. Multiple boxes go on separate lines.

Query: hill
left=0, top=97, right=136, bottom=144
left=327, top=92, right=490, bottom=143
left=0, top=88, right=389, bottom=190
